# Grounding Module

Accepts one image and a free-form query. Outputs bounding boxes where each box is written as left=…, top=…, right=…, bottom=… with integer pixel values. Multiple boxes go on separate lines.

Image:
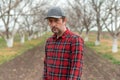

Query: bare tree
left=81, top=0, right=95, bottom=41
left=16, top=0, right=49, bottom=42
left=103, top=0, right=120, bottom=53
left=66, top=0, right=85, bottom=35
left=0, top=0, right=22, bottom=47
left=24, top=0, right=49, bottom=40
left=30, top=0, right=49, bottom=37
left=0, top=0, right=79, bottom=47
left=89, top=0, right=106, bottom=45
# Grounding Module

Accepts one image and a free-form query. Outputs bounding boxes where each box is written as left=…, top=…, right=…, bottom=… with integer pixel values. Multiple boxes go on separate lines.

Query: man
left=43, top=6, right=84, bottom=80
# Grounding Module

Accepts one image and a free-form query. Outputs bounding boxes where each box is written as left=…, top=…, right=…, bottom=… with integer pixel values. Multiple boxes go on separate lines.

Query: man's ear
left=63, top=17, right=67, bottom=24
left=65, top=18, right=67, bottom=22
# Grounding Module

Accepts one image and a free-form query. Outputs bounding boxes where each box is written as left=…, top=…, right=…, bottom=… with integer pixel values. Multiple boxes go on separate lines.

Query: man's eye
left=49, top=20, right=53, bottom=23
left=55, top=19, right=59, bottom=22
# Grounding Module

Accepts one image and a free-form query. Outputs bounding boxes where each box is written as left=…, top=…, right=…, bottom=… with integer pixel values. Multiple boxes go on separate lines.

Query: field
left=83, top=31, right=120, bottom=64
left=0, top=32, right=52, bottom=65
left=0, top=31, right=120, bottom=65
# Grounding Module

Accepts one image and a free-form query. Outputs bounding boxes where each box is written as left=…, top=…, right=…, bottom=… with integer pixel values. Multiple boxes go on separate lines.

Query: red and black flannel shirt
left=44, top=29, right=84, bottom=80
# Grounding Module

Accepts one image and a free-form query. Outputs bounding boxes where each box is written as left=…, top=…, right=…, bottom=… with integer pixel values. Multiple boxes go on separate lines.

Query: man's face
left=47, top=18, right=66, bottom=35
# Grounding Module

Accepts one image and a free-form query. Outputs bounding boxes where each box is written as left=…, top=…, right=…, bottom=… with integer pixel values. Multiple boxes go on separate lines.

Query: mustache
left=51, top=26, right=55, bottom=30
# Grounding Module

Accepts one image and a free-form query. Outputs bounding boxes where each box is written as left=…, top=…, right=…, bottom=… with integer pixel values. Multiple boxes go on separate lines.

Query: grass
left=84, top=31, right=120, bottom=65
left=0, top=38, right=6, bottom=48
left=0, top=32, right=52, bottom=65
left=102, top=54, right=120, bottom=64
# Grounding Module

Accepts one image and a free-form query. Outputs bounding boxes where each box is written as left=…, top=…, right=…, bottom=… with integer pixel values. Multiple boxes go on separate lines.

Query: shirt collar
left=53, top=28, right=69, bottom=40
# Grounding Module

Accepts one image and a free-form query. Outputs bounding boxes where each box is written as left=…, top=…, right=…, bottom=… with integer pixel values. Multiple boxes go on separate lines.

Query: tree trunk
left=38, top=32, right=41, bottom=37
left=6, top=37, right=14, bottom=48
left=95, top=29, right=101, bottom=46
left=95, top=36, right=100, bottom=46
left=28, top=35, right=33, bottom=41
left=33, top=34, right=37, bottom=39
left=84, top=32, right=89, bottom=42
left=84, top=29, right=89, bottom=42
left=41, top=32, right=45, bottom=36
left=20, top=35, right=25, bottom=44
left=112, top=38, right=118, bottom=53
left=95, top=39, right=100, bottom=46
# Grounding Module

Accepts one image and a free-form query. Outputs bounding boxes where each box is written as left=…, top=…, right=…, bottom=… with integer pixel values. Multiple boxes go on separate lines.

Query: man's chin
left=52, top=30, right=58, bottom=34
left=52, top=31, right=58, bottom=34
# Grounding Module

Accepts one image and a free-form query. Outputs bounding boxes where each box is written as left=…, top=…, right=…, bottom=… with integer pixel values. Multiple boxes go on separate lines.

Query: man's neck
left=57, top=27, right=66, bottom=39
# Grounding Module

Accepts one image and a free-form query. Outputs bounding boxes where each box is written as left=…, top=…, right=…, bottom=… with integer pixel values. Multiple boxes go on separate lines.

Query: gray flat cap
left=45, top=7, right=65, bottom=19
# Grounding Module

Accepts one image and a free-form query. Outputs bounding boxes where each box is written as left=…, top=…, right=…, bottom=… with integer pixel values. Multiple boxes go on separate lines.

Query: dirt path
left=0, top=44, right=120, bottom=80
left=81, top=47, right=120, bottom=80
left=0, top=45, right=45, bottom=80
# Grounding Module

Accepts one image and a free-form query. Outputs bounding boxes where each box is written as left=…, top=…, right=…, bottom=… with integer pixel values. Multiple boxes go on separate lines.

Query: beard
left=51, top=27, right=60, bottom=34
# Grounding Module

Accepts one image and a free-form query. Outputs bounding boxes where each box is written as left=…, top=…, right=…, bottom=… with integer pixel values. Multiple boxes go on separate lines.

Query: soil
left=81, top=46, right=120, bottom=80
left=0, top=44, right=120, bottom=80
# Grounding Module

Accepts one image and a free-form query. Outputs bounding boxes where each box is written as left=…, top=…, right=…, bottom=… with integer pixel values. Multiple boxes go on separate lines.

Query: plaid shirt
left=44, top=29, right=84, bottom=80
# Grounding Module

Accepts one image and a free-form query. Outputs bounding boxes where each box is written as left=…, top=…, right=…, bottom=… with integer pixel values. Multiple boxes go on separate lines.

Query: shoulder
left=68, top=31, right=82, bottom=38
left=46, top=36, right=53, bottom=42
left=45, top=36, right=53, bottom=47
left=69, top=31, right=84, bottom=43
